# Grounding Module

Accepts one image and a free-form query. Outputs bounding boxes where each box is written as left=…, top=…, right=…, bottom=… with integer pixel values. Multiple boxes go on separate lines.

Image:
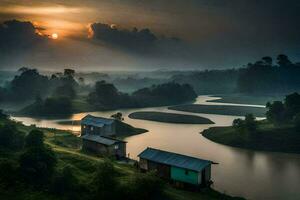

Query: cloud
left=90, top=22, right=182, bottom=55
left=0, top=19, right=47, bottom=53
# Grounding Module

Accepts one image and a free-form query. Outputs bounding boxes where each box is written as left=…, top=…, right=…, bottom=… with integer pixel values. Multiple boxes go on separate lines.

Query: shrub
left=19, top=147, right=57, bottom=186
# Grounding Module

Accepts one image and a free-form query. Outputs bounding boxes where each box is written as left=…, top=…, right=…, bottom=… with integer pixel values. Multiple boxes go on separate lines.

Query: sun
left=51, top=33, right=58, bottom=39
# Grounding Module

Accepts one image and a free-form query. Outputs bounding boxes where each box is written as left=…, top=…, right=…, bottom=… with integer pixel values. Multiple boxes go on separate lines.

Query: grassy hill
left=0, top=118, right=244, bottom=200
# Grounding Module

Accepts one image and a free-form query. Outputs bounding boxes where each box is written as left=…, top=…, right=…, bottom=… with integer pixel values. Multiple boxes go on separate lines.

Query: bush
left=50, top=166, right=79, bottom=196
left=19, top=147, right=57, bottom=186
left=123, top=172, right=165, bottom=200
left=25, top=129, right=44, bottom=148
left=91, top=160, right=118, bottom=199
left=0, top=124, right=25, bottom=150
left=0, top=159, right=18, bottom=187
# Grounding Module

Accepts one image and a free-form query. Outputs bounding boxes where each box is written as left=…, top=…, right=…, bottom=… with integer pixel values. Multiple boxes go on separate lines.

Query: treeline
left=171, top=69, right=240, bottom=94
left=238, top=55, right=300, bottom=94
left=88, top=81, right=197, bottom=110
left=171, top=54, right=300, bottom=95
left=232, top=92, right=300, bottom=134
left=0, top=68, right=79, bottom=103
left=0, top=67, right=197, bottom=117
left=266, top=92, right=300, bottom=129
left=0, top=113, right=165, bottom=200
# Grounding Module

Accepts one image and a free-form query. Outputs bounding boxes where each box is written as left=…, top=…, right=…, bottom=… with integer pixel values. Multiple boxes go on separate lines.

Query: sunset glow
left=51, top=33, right=58, bottom=39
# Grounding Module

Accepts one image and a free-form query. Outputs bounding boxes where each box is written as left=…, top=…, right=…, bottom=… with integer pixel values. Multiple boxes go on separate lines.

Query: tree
left=266, top=101, right=286, bottom=125
left=64, top=69, right=75, bottom=77
left=51, top=165, right=78, bottom=195
left=294, top=113, right=300, bottom=131
left=244, top=114, right=257, bottom=132
left=262, top=56, right=273, bottom=66
left=232, top=118, right=245, bottom=131
left=0, top=124, right=24, bottom=149
left=25, top=129, right=44, bottom=148
left=92, top=160, right=118, bottom=199
left=19, top=146, right=57, bottom=185
left=277, top=54, right=292, bottom=67
left=0, top=159, right=18, bottom=187
left=111, top=112, right=124, bottom=121
left=284, top=92, right=300, bottom=119
left=0, top=109, right=8, bottom=120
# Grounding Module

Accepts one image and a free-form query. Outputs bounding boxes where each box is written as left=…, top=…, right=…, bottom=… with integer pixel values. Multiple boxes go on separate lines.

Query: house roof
left=81, top=134, right=126, bottom=146
left=81, top=114, right=115, bottom=127
left=138, top=147, right=212, bottom=172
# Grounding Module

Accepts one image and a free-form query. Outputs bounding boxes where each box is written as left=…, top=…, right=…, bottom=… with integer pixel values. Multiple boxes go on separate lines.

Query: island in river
left=202, top=120, right=300, bottom=154
left=169, top=104, right=267, bottom=117
left=128, top=111, right=214, bottom=124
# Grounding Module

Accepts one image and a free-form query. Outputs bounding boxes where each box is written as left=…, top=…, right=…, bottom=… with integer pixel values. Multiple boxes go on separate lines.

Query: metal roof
left=81, top=134, right=125, bottom=146
left=81, top=114, right=115, bottom=127
left=138, top=147, right=212, bottom=172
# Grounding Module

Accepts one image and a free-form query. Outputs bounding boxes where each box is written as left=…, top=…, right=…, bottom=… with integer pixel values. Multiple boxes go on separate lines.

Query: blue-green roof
left=138, top=148, right=212, bottom=172
left=81, top=114, right=115, bottom=127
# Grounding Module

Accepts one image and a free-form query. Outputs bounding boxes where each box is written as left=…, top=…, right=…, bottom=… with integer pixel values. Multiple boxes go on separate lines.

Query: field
left=169, top=104, right=267, bottom=117
left=128, top=111, right=214, bottom=124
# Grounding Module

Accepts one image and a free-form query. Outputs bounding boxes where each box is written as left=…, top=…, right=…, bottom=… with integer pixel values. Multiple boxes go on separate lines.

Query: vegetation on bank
left=0, top=111, right=244, bottom=200
left=202, top=93, right=300, bottom=153
left=0, top=68, right=197, bottom=117
left=129, top=111, right=214, bottom=124
left=169, top=104, right=266, bottom=117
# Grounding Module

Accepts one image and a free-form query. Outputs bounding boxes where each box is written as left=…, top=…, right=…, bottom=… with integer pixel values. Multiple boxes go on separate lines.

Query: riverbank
left=58, top=119, right=148, bottom=136
left=169, top=104, right=266, bottom=117
left=207, top=94, right=283, bottom=105
left=0, top=118, right=244, bottom=200
left=202, top=121, right=300, bottom=154
left=128, top=111, right=214, bottom=124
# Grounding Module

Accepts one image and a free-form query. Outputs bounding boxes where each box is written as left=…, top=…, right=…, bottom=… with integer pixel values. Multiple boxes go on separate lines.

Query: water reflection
left=11, top=95, right=300, bottom=200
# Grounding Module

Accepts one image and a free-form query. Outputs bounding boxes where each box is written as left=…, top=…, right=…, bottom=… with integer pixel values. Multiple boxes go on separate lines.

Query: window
left=185, top=170, right=189, bottom=175
left=114, top=145, right=119, bottom=150
left=90, top=126, right=94, bottom=131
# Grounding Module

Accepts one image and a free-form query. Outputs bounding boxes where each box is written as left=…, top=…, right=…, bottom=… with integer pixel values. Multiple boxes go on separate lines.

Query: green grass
left=0, top=119, right=244, bottom=200
left=202, top=121, right=300, bottom=154
left=169, top=104, right=267, bottom=117
left=129, top=111, right=214, bottom=124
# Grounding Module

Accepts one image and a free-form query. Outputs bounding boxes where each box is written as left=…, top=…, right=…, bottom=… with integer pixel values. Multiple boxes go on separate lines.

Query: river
left=12, top=96, right=300, bottom=200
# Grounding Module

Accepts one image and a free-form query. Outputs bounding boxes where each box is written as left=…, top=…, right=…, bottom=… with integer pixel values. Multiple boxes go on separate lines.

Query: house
left=138, top=147, right=212, bottom=187
left=81, top=134, right=127, bottom=158
left=80, top=114, right=126, bottom=159
left=81, top=114, right=116, bottom=136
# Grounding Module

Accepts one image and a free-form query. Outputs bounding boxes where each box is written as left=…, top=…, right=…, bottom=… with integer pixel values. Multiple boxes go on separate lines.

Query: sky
left=0, top=0, right=300, bottom=71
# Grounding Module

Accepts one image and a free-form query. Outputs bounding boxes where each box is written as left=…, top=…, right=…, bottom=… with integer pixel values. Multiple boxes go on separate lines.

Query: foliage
left=238, top=55, right=300, bottom=93
left=88, top=81, right=197, bottom=109
left=0, top=123, right=25, bottom=150
left=0, top=159, right=18, bottom=187
left=0, top=110, right=8, bottom=120
left=25, top=129, right=44, bottom=148
left=21, top=96, right=73, bottom=117
left=19, top=146, right=57, bottom=186
left=111, top=112, right=124, bottom=121
left=266, top=92, right=300, bottom=126
left=232, top=114, right=257, bottom=133
left=123, top=171, right=165, bottom=200
left=91, top=159, right=118, bottom=199
left=294, top=113, right=300, bottom=131
left=50, top=166, right=80, bottom=197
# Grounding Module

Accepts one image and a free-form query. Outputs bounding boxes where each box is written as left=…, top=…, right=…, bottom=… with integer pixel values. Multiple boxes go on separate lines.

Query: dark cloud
left=0, top=19, right=47, bottom=53
left=90, top=23, right=182, bottom=55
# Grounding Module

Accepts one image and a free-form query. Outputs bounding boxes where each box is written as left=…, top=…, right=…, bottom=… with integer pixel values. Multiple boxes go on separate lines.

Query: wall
left=171, top=166, right=199, bottom=185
